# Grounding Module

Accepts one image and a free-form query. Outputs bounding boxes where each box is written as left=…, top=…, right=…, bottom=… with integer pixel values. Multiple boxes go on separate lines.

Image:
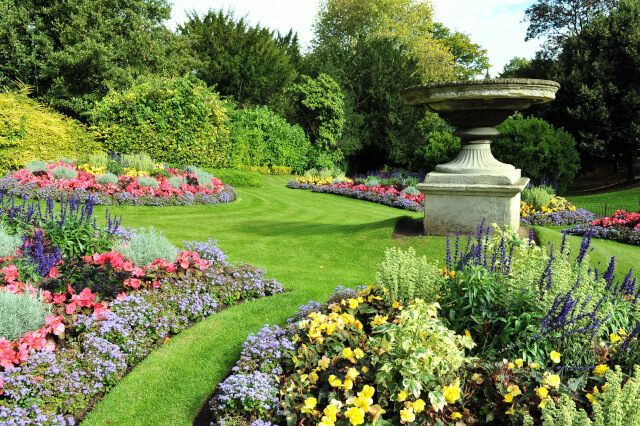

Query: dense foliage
left=0, top=86, right=100, bottom=173
left=0, top=0, right=193, bottom=120
left=179, top=9, right=299, bottom=110
left=494, top=114, right=580, bottom=193
left=227, top=105, right=310, bottom=172
left=91, top=75, right=230, bottom=168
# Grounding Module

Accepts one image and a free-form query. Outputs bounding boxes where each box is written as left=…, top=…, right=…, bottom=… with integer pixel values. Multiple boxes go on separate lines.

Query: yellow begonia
left=397, top=390, right=408, bottom=402
left=594, top=364, right=609, bottom=377
left=515, top=359, right=524, bottom=368
left=301, top=397, right=317, bottom=413
left=550, top=351, right=561, bottom=363
left=309, top=371, right=319, bottom=384
left=343, top=379, right=354, bottom=390
left=544, top=374, right=561, bottom=388
left=359, top=385, right=375, bottom=399
left=324, top=404, right=338, bottom=422
left=319, top=416, right=335, bottom=426
left=354, top=348, right=365, bottom=359
left=503, top=393, right=513, bottom=403
left=412, top=399, right=426, bottom=413
left=451, top=412, right=463, bottom=420
left=507, top=385, right=522, bottom=396
left=346, top=368, right=359, bottom=381
left=319, top=356, right=330, bottom=370
left=328, top=375, right=342, bottom=388
left=442, top=380, right=461, bottom=404
left=400, top=407, right=415, bottom=423
left=346, top=407, right=365, bottom=425
left=536, top=387, right=548, bottom=398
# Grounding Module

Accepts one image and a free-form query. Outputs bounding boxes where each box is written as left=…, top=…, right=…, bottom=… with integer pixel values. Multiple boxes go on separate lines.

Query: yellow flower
left=348, top=298, right=359, bottom=309
left=324, top=404, right=338, bottom=422
left=544, top=374, right=561, bottom=388
left=536, top=387, right=548, bottom=398
left=309, top=371, right=319, bottom=384
left=587, top=393, right=598, bottom=404
left=515, top=359, right=524, bottom=368
left=529, top=362, right=540, bottom=370
left=412, top=399, right=426, bottom=413
left=594, top=364, right=609, bottom=377
left=539, top=398, right=547, bottom=409
left=503, top=393, right=513, bottom=403
left=505, top=406, right=515, bottom=415
left=610, top=333, right=622, bottom=343
left=397, top=390, right=408, bottom=402
left=550, top=350, right=561, bottom=363
left=301, top=397, right=317, bottom=413
left=442, top=380, right=461, bottom=404
left=354, top=396, right=371, bottom=412
left=318, top=356, right=330, bottom=370
left=319, top=416, right=335, bottom=426
left=465, top=329, right=472, bottom=338
left=507, top=385, right=522, bottom=397
left=451, top=412, right=463, bottom=420
left=342, top=347, right=354, bottom=360
left=354, top=348, right=365, bottom=359
left=362, top=366, right=369, bottom=373
left=400, top=407, right=415, bottom=423
left=343, top=379, right=354, bottom=390
left=328, top=375, right=342, bottom=388
left=393, top=301, right=400, bottom=309
left=359, top=385, right=375, bottom=399
left=346, top=407, right=365, bottom=425
left=346, top=368, right=359, bottom=381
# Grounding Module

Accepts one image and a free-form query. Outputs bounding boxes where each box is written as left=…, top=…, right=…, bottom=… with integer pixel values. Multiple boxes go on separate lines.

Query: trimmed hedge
left=203, top=168, right=263, bottom=188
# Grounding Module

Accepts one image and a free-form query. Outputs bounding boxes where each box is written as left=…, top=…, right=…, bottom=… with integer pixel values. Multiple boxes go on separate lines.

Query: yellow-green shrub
left=90, top=75, right=230, bottom=168
left=270, top=166, right=292, bottom=175
left=0, top=86, right=100, bottom=173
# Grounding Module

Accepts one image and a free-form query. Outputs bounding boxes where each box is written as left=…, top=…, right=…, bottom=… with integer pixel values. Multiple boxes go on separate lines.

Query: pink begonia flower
left=48, top=266, right=59, bottom=278
left=152, top=280, right=161, bottom=288
left=44, top=341, right=55, bottom=352
left=116, top=292, right=127, bottom=301
left=6, top=283, right=18, bottom=293
left=66, top=302, right=77, bottom=315
left=128, top=278, right=141, bottom=289
left=17, top=343, right=29, bottom=362
left=73, top=288, right=96, bottom=307
left=92, top=303, right=110, bottom=319
left=132, top=267, right=145, bottom=277
left=0, top=377, right=4, bottom=394
left=45, top=315, right=65, bottom=335
left=53, top=293, right=66, bottom=304
left=41, top=290, right=53, bottom=303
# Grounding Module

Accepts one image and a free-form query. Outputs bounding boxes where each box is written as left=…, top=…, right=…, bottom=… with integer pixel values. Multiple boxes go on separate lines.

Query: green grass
left=565, top=185, right=640, bottom=211
left=79, top=176, right=640, bottom=425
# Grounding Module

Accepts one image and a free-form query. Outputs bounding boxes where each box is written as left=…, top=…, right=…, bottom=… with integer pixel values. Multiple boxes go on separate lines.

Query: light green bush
left=116, top=226, right=177, bottom=267
left=25, top=160, right=48, bottom=173
left=187, top=166, right=215, bottom=189
left=522, top=186, right=553, bottom=210
left=92, top=75, right=230, bottom=168
left=83, top=151, right=110, bottom=169
left=0, top=290, right=50, bottom=340
left=531, top=365, right=640, bottom=426
left=121, top=152, right=156, bottom=173
left=136, top=176, right=159, bottom=189
left=0, top=86, right=101, bottom=173
left=202, top=169, right=262, bottom=188
left=376, top=247, right=441, bottom=303
left=364, top=177, right=380, bottom=187
left=95, top=173, right=119, bottom=185
left=167, top=176, right=187, bottom=189
left=51, top=166, right=78, bottom=180
left=0, top=222, right=22, bottom=257
left=402, top=186, right=419, bottom=196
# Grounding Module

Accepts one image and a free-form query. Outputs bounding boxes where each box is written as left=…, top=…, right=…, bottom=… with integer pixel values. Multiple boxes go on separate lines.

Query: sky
left=168, top=0, right=544, bottom=77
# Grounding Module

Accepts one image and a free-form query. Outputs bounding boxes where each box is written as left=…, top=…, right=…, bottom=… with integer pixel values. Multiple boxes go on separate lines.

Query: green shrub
left=532, top=365, right=640, bottom=426
left=404, top=176, right=420, bottom=187
left=59, top=157, right=75, bottom=165
left=227, top=105, right=310, bottom=173
left=0, top=222, right=22, bottom=257
left=121, top=152, right=156, bottom=173
left=187, top=166, right=215, bottom=189
left=411, top=131, right=461, bottom=173
left=0, top=86, right=101, bottom=173
left=364, top=177, right=380, bottom=187
left=116, top=226, right=177, bottom=267
left=376, top=247, right=441, bottom=303
left=51, top=166, right=78, bottom=180
left=522, top=186, right=553, bottom=210
left=240, top=165, right=271, bottom=175
left=402, top=186, right=419, bottom=196
left=91, top=75, right=230, bottom=168
left=0, top=290, right=50, bottom=340
left=167, top=176, right=187, bottom=189
left=270, top=166, right=292, bottom=175
left=25, top=160, right=48, bottom=173
left=136, top=176, right=159, bottom=189
left=203, top=169, right=262, bottom=188
left=494, top=114, right=580, bottom=194
left=95, top=173, right=119, bottom=185
left=82, top=151, right=110, bottom=169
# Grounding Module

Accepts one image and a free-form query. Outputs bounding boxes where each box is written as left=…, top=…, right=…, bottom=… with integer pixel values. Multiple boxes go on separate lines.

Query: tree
left=523, top=0, right=618, bottom=50
left=0, top=0, right=193, bottom=120
left=554, top=0, right=640, bottom=179
left=498, top=57, right=532, bottom=78
left=431, top=23, right=490, bottom=80
left=179, top=9, right=299, bottom=110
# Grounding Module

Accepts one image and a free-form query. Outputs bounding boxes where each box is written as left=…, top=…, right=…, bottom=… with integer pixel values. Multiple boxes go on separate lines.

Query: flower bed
left=0, top=195, right=283, bottom=424
left=287, top=181, right=424, bottom=212
left=206, top=224, right=640, bottom=425
left=520, top=191, right=595, bottom=226
left=1, top=160, right=236, bottom=206
left=566, top=209, right=640, bottom=246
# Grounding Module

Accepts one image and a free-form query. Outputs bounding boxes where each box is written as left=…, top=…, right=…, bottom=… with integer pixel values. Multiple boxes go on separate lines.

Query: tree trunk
left=626, top=151, right=636, bottom=180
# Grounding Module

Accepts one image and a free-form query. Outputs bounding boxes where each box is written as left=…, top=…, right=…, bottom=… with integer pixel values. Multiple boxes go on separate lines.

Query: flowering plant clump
left=1, top=157, right=236, bottom=207
left=567, top=209, right=640, bottom=246
left=0, top=195, right=283, bottom=424
left=209, top=285, right=475, bottom=425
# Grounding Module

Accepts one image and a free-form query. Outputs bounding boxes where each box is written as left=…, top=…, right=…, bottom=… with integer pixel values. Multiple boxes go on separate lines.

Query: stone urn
left=400, top=78, right=560, bottom=235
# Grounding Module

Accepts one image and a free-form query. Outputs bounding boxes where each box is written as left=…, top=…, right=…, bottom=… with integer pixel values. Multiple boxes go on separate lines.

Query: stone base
left=417, top=177, right=529, bottom=236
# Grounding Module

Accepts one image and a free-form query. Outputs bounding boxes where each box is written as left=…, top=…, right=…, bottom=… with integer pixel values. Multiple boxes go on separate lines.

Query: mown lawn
left=82, top=175, right=639, bottom=425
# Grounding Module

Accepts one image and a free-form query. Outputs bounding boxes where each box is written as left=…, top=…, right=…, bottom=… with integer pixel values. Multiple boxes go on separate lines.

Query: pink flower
left=66, top=302, right=77, bottom=315
left=132, top=267, right=145, bottom=277
left=0, top=377, right=4, bottom=394
left=127, top=278, right=141, bottom=289
left=116, top=292, right=127, bottom=301
left=152, top=280, right=160, bottom=288
left=92, top=303, right=110, bottom=319
left=48, top=266, right=59, bottom=278
left=45, top=315, right=65, bottom=335
left=74, top=288, right=96, bottom=307
left=44, top=341, right=55, bottom=352
left=53, top=293, right=66, bottom=304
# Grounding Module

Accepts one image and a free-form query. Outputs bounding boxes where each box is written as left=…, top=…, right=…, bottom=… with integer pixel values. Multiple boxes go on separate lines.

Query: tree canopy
left=179, top=9, right=300, bottom=109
